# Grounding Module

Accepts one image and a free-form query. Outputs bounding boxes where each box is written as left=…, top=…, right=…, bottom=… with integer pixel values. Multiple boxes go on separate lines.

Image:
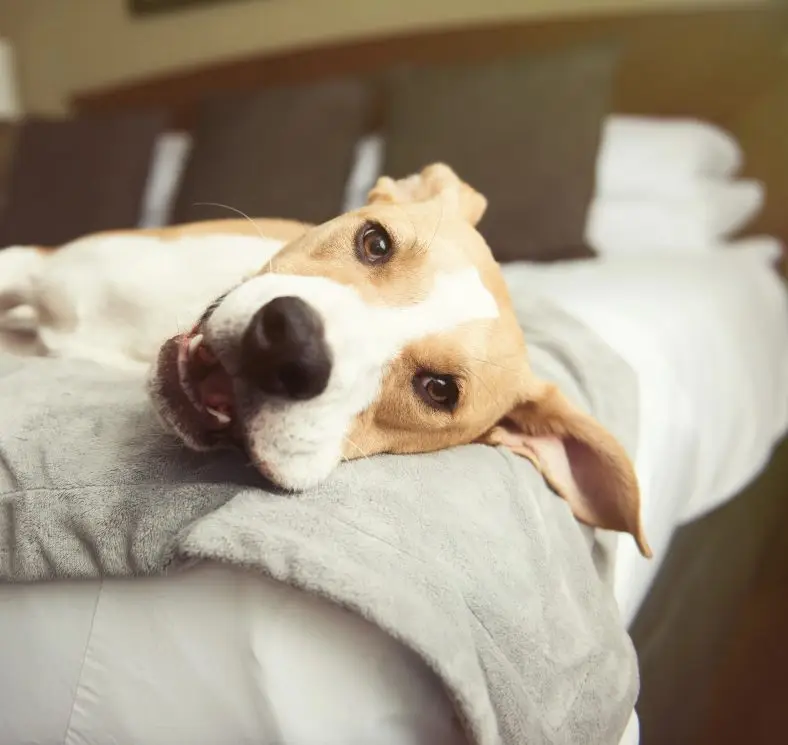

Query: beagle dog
left=0, top=164, right=650, bottom=556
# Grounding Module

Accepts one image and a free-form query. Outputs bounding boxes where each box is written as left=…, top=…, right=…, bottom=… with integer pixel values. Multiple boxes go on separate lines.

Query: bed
left=1, top=5, right=788, bottom=745
left=2, top=243, right=786, bottom=745
left=137, top=127, right=788, bottom=630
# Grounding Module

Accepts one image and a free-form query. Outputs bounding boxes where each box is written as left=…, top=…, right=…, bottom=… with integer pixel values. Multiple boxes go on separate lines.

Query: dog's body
left=0, top=164, right=650, bottom=555
left=0, top=218, right=308, bottom=369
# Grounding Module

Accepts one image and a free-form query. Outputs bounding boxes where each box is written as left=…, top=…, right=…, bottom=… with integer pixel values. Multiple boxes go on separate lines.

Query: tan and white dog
left=0, top=163, right=650, bottom=556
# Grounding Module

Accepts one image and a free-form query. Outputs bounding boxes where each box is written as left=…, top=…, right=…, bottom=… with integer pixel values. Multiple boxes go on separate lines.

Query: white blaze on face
left=204, top=266, right=499, bottom=489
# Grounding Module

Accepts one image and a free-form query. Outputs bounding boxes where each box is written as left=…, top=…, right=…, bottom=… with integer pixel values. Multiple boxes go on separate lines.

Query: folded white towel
left=596, top=116, right=743, bottom=198
left=585, top=180, right=765, bottom=254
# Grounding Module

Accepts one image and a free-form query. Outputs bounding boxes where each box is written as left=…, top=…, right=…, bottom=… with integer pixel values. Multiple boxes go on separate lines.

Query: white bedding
left=3, top=246, right=786, bottom=745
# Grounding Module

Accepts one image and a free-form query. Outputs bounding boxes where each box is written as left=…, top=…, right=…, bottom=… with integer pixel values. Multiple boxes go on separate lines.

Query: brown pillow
left=0, top=111, right=166, bottom=247
left=383, top=45, right=618, bottom=262
left=170, top=79, right=372, bottom=225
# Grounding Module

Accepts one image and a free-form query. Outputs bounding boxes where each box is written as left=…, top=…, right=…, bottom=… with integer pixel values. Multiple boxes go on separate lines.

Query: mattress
left=2, top=246, right=787, bottom=745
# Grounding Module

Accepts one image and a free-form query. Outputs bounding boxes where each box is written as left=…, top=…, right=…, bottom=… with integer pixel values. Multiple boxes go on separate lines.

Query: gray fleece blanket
left=0, top=290, right=639, bottom=745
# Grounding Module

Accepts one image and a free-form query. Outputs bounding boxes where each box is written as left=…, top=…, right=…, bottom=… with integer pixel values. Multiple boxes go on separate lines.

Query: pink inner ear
left=490, top=417, right=650, bottom=556
left=523, top=435, right=605, bottom=528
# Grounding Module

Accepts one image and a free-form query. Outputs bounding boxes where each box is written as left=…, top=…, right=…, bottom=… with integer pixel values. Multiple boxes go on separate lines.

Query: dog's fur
left=0, top=164, right=650, bottom=556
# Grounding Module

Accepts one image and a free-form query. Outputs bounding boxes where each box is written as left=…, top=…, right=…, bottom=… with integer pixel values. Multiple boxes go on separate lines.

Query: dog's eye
left=356, top=222, right=393, bottom=265
left=414, top=373, right=459, bottom=412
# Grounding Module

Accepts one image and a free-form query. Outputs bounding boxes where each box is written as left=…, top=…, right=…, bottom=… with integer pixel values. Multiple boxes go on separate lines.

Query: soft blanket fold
left=0, top=283, right=640, bottom=745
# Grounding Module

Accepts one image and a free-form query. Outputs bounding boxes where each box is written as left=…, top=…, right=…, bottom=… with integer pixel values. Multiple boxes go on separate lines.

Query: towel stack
left=586, top=116, right=779, bottom=259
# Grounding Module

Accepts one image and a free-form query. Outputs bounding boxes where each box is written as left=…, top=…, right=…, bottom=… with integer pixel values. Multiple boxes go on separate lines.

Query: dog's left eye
left=414, top=373, right=460, bottom=412
left=356, top=222, right=393, bottom=265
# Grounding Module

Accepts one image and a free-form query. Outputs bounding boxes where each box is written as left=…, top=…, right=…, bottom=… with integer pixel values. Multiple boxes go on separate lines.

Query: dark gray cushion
left=0, top=112, right=166, bottom=246
left=383, top=44, right=618, bottom=262
left=171, top=79, right=373, bottom=225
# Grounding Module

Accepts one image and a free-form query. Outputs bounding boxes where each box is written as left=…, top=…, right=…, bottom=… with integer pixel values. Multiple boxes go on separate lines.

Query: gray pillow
left=0, top=112, right=167, bottom=246
left=170, top=79, right=373, bottom=225
left=383, top=44, right=618, bottom=262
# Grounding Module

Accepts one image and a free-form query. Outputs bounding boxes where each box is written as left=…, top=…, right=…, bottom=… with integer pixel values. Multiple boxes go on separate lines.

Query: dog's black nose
left=240, top=296, right=332, bottom=401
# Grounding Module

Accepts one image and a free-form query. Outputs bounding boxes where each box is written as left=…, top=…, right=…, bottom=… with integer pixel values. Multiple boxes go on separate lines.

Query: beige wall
left=0, top=0, right=766, bottom=114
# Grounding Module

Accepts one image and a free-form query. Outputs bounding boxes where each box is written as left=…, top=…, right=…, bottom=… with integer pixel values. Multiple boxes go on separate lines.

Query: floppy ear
left=367, top=162, right=487, bottom=226
left=479, top=381, right=652, bottom=558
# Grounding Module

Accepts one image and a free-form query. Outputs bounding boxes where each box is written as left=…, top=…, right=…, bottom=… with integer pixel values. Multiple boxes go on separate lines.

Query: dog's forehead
left=266, top=200, right=506, bottom=300
left=359, top=199, right=486, bottom=259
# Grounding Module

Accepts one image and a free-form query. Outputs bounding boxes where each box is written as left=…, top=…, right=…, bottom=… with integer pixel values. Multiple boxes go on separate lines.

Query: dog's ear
left=367, top=163, right=487, bottom=226
left=477, top=380, right=651, bottom=557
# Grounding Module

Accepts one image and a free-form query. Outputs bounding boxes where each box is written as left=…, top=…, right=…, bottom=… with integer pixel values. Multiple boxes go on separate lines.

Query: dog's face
left=149, top=164, right=650, bottom=556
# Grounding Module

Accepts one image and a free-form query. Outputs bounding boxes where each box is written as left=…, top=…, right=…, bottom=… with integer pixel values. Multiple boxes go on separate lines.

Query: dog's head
left=149, top=163, right=650, bottom=556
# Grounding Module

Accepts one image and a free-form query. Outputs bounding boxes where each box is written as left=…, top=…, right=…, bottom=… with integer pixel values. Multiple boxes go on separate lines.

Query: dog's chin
left=244, top=447, right=339, bottom=493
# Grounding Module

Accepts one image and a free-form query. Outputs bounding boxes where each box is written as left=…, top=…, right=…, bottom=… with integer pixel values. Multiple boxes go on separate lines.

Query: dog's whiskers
left=468, top=355, right=520, bottom=373
left=343, top=435, right=370, bottom=461
left=192, top=202, right=265, bottom=240
left=466, top=366, right=495, bottom=400
left=401, top=197, right=444, bottom=258
left=342, top=435, right=371, bottom=490
left=192, top=201, right=280, bottom=277
left=422, top=198, right=444, bottom=257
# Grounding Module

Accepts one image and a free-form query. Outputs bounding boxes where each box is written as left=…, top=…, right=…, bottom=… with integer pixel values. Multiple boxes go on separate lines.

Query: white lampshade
left=0, top=38, right=21, bottom=119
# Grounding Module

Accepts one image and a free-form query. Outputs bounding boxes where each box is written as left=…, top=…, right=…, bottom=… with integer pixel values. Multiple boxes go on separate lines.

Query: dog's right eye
left=356, top=222, right=393, bottom=265
left=413, top=372, right=460, bottom=412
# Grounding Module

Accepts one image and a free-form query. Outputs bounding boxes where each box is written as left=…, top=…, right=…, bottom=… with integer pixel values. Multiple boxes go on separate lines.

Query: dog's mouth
left=151, top=325, right=237, bottom=448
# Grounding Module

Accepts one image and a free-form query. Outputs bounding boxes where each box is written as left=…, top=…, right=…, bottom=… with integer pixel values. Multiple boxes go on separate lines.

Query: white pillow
left=585, top=179, right=765, bottom=254
left=138, top=132, right=193, bottom=228
left=342, top=134, right=384, bottom=213
left=595, top=116, right=743, bottom=198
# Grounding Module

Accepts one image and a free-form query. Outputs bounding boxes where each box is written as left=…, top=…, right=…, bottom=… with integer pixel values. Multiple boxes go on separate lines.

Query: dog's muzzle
left=149, top=294, right=335, bottom=453
left=240, top=296, right=332, bottom=401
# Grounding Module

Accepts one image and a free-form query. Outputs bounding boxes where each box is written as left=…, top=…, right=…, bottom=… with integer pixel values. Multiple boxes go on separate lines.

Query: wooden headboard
left=73, top=5, right=788, bottom=247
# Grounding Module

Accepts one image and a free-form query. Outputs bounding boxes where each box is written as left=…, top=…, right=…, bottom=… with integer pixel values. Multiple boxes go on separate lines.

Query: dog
left=0, top=163, right=650, bottom=556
